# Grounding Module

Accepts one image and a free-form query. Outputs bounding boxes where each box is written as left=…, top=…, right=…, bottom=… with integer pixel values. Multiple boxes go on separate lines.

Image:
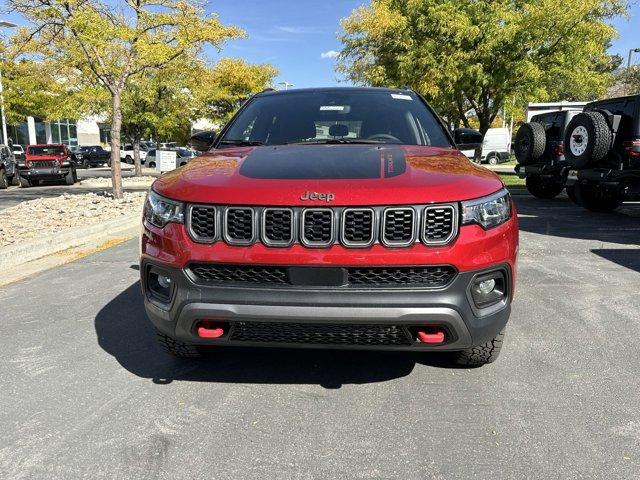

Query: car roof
left=255, top=86, right=413, bottom=98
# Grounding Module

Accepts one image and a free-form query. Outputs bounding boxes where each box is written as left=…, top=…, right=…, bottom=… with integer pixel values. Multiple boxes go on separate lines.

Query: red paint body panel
left=24, top=144, right=69, bottom=166
left=151, top=145, right=504, bottom=206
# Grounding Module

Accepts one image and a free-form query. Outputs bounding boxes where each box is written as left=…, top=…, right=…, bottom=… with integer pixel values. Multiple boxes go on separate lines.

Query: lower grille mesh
left=230, top=322, right=412, bottom=346
left=188, top=263, right=456, bottom=288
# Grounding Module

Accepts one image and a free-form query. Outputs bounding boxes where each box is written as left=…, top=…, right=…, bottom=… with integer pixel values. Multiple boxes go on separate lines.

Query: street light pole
left=0, top=21, right=17, bottom=146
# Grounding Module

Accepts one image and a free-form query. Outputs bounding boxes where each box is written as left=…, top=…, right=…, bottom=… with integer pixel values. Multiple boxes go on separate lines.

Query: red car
left=18, top=144, right=77, bottom=187
left=141, top=88, right=518, bottom=366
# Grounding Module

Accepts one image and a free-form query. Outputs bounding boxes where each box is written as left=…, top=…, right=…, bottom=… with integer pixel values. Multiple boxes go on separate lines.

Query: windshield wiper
left=219, top=139, right=265, bottom=146
left=288, top=139, right=387, bottom=145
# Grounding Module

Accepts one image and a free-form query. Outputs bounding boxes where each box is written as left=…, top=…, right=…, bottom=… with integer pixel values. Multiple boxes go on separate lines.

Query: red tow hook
left=416, top=329, right=445, bottom=344
left=196, top=321, right=227, bottom=339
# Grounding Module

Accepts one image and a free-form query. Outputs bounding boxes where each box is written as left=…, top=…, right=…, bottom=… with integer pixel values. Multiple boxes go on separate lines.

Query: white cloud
left=321, top=50, right=340, bottom=59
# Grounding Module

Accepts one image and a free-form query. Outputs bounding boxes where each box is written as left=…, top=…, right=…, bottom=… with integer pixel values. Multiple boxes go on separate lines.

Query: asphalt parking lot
left=1, top=196, right=639, bottom=479
left=0, top=167, right=158, bottom=210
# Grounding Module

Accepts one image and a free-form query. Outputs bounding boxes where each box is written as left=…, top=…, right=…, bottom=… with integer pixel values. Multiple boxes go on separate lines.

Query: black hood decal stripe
left=239, top=145, right=406, bottom=180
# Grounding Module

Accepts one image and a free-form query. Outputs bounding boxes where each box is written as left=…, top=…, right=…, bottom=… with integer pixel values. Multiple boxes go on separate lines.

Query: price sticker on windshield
left=320, top=105, right=345, bottom=111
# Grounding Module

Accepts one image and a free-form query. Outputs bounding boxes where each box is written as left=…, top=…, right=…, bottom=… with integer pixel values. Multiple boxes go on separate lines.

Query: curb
left=0, top=215, right=140, bottom=271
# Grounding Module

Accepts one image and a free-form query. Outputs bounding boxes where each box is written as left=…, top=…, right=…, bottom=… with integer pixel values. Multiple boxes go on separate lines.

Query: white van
left=462, top=127, right=511, bottom=164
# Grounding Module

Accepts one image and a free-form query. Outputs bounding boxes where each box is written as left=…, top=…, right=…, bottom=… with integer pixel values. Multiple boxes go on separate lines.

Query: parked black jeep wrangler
left=563, top=95, right=640, bottom=211
left=515, top=95, right=640, bottom=211
left=0, top=144, right=19, bottom=189
left=514, top=109, right=582, bottom=199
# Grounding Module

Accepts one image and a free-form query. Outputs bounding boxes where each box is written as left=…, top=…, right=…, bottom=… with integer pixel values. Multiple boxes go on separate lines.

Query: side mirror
left=190, top=130, right=217, bottom=152
left=454, top=128, right=483, bottom=150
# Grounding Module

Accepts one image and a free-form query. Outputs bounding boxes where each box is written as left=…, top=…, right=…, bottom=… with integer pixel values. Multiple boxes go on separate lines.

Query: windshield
left=218, top=90, right=451, bottom=148
left=27, top=145, right=65, bottom=155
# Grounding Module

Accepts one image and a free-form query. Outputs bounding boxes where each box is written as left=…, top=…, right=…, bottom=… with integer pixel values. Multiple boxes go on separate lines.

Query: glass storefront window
left=34, top=119, right=46, bottom=144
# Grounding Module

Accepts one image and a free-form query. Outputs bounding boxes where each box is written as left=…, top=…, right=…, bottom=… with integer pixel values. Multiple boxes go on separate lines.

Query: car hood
left=152, top=144, right=504, bottom=206
left=26, top=154, right=66, bottom=161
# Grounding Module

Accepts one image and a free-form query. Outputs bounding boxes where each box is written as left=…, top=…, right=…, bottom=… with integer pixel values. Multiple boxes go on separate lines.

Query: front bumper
left=141, top=259, right=512, bottom=351
left=18, top=166, right=72, bottom=180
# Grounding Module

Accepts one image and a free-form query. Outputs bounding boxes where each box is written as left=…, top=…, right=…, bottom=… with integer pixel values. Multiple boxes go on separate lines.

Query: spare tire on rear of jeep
left=514, top=122, right=545, bottom=165
left=564, top=111, right=612, bottom=168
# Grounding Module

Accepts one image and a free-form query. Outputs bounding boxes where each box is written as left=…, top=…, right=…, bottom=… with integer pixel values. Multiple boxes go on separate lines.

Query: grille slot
left=301, top=209, right=334, bottom=247
left=189, top=264, right=288, bottom=284
left=230, top=322, right=412, bottom=346
left=263, top=208, right=294, bottom=246
left=347, top=266, right=456, bottom=287
left=188, top=205, right=217, bottom=242
left=224, top=208, right=255, bottom=244
left=382, top=208, right=416, bottom=246
left=30, top=160, right=57, bottom=168
left=342, top=208, right=375, bottom=246
left=423, top=205, right=456, bottom=244
left=188, top=263, right=456, bottom=289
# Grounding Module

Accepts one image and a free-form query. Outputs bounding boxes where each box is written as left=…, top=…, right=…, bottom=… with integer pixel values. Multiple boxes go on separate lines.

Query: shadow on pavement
left=95, top=282, right=446, bottom=388
left=514, top=196, right=640, bottom=246
left=591, top=249, right=640, bottom=273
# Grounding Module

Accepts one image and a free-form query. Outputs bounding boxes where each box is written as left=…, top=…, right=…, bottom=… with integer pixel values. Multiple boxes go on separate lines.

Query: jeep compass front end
left=141, top=87, right=518, bottom=366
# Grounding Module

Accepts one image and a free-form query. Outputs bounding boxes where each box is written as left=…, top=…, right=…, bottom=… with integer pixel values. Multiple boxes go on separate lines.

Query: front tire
left=525, top=174, right=564, bottom=199
left=64, top=167, right=75, bottom=185
left=19, top=176, right=31, bottom=188
left=125, top=155, right=133, bottom=164
left=0, top=169, right=8, bottom=189
left=487, top=154, right=499, bottom=165
left=155, top=330, right=202, bottom=358
left=454, top=329, right=505, bottom=367
left=573, top=182, right=624, bottom=212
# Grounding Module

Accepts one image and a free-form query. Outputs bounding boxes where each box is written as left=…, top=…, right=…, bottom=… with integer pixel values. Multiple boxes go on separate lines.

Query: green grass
left=498, top=172, right=526, bottom=189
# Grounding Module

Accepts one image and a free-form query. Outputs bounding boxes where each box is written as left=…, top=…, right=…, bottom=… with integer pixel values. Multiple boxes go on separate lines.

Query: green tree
left=338, top=0, right=626, bottom=134
left=9, top=0, right=243, bottom=198
left=119, top=58, right=277, bottom=176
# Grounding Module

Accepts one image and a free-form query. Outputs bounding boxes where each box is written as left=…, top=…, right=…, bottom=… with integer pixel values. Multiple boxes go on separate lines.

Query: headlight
left=143, top=190, right=184, bottom=228
left=461, top=189, right=512, bottom=229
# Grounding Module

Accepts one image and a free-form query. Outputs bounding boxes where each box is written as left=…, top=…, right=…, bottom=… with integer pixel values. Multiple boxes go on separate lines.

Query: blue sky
left=2, top=0, right=639, bottom=88
left=208, top=0, right=640, bottom=88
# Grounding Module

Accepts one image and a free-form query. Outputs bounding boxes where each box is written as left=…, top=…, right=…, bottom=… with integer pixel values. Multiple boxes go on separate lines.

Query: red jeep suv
left=141, top=88, right=518, bottom=366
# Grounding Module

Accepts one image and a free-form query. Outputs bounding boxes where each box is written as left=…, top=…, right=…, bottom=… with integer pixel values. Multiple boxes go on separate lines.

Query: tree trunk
left=110, top=92, right=124, bottom=199
left=133, top=136, right=142, bottom=177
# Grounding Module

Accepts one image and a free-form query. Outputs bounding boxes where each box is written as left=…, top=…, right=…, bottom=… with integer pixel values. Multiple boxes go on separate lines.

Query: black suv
left=515, top=95, right=640, bottom=211
left=72, top=145, right=111, bottom=168
left=0, top=144, right=19, bottom=189
left=514, top=109, right=582, bottom=199
left=564, top=95, right=640, bottom=211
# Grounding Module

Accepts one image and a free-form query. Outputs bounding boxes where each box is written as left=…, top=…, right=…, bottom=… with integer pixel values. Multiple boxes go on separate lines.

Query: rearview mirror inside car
left=190, top=131, right=217, bottom=152
left=454, top=128, right=483, bottom=150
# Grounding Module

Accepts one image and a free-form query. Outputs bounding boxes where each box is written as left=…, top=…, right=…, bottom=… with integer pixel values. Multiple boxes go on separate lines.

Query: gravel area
left=0, top=191, right=145, bottom=248
left=79, top=176, right=156, bottom=187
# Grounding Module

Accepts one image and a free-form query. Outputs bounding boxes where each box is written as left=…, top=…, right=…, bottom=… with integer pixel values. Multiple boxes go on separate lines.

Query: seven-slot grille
left=186, top=204, right=457, bottom=247
left=188, top=263, right=456, bottom=289
left=29, top=160, right=57, bottom=168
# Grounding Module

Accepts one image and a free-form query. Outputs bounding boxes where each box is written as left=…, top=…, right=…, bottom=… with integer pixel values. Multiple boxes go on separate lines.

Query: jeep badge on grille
left=300, top=191, right=335, bottom=202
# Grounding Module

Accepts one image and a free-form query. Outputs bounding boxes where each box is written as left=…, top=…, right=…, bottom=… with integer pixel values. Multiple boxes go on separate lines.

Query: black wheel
left=11, top=172, right=20, bottom=186
left=454, top=329, right=505, bottom=367
left=64, top=167, right=75, bottom=185
left=149, top=161, right=156, bottom=168
left=155, top=329, right=202, bottom=358
left=19, top=175, right=31, bottom=188
left=125, top=155, right=133, bottom=164
left=566, top=185, right=580, bottom=205
left=525, top=174, right=564, bottom=199
left=514, top=122, right=545, bottom=165
left=564, top=111, right=612, bottom=168
left=0, top=169, right=8, bottom=189
left=82, top=158, right=90, bottom=169
left=573, top=182, right=623, bottom=212
left=486, top=153, right=499, bottom=165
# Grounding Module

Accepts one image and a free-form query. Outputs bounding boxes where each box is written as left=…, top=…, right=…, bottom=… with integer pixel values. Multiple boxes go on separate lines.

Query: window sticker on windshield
left=391, top=93, right=413, bottom=101
left=320, top=105, right=345, bottom=111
